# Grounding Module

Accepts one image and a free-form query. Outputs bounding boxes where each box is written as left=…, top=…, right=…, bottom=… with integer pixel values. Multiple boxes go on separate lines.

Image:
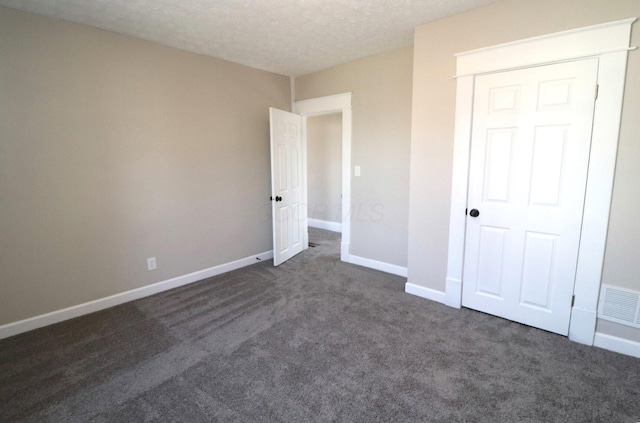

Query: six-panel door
left=270, top=108, right=304, bottom=266
left=462, top=59, right=599, bottom=335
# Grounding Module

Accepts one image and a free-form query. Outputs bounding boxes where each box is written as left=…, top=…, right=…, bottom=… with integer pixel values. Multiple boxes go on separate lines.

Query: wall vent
left=598, top=285, right=640, bottom=328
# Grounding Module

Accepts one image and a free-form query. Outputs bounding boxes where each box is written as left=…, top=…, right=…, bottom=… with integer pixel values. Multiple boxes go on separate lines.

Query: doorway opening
left=294, top=93, right=352, bottom=262
left=306, top=113, right=342, bottom=234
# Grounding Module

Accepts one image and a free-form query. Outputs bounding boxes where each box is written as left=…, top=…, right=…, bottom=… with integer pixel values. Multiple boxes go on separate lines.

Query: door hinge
left=571, top=295, right=576, bottom=307
left=595, top=84, right=599, bottom=100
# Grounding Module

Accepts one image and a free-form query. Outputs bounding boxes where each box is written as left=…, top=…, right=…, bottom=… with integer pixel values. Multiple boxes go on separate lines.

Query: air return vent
left=598, top=285, right=640, bottom=328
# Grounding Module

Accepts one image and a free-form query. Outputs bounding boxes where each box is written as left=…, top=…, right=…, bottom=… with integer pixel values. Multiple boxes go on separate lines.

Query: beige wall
left=307, top=114, right=342, bottom=223
left=408, top=0, right=640, bottom=340
left=295, top=47, right=413, bottom=267
left=0, top=7, right=290, bottom=326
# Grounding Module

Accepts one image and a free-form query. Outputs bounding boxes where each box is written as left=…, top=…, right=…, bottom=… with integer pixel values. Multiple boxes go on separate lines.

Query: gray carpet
left=1, top=228, right=638, bottom=422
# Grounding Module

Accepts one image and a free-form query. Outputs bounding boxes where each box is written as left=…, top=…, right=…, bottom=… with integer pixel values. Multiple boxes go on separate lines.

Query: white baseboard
left=404, top=282, right=446, bottom=304
left=308, top=218, right=342, bottom=233
left=445, top=277, right=462, bottom=309
left=568, top=306, right=597, bottom=345
left=348, top=255, right=407, bottom=277
left=593, top=332, right=640, bottom=358
left=0, top=250, right=274, bottom=340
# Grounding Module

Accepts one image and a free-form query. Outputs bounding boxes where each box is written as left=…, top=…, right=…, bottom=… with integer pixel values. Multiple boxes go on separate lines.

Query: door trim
left=446, top=18, right=636, bottom=345
left=294, top=93, right=352, bottom=262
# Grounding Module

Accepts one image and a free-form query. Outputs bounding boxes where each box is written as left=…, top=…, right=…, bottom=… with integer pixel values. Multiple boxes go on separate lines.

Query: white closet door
left=462, top=59, right=598, bottom=335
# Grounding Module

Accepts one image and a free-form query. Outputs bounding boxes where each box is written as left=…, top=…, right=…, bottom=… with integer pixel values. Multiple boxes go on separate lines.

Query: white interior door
left=270, top=108, right=304, bottom=266
left=462, top=59, right=598, bottom=335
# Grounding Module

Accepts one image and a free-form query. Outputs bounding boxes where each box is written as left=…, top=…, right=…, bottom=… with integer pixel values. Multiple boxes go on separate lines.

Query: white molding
left=294, top=93, right=352, bottom=116
left=308, top=218, right=342, bottom=233
left=340, top=106, right=352, bottom=263
left=445, top=75, right=474, bottom=299
left=405, top=282, right=446, bottom=304
left=446, top=19, right=635, bottom=345
left=593, top=332, right=640, bottom=359
left=294, top=92, right=352, bottom=262
left=341, top=242, right=350, bottom=261
left=349, top=254, right=408, bottom=277
left=445, top=278, right=462, bottom=309
left=568, top=307, right=597, bottom=345
left=300, top=111, right=310, bottom=250
left=0, top=250, right=273, bottom=340
left=572, top=50, right=629, bottom=315
left=455, top=18, right=637, bottom=77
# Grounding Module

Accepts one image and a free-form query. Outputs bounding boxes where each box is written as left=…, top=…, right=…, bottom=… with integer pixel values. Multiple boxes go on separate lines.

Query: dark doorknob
left=276, top=196, right=282, bottom=202
left=469, top=209, right=480, bottom=217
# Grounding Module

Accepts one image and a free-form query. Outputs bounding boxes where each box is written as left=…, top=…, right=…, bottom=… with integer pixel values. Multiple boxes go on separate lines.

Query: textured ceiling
left=0, top=0, right=499, bottom=77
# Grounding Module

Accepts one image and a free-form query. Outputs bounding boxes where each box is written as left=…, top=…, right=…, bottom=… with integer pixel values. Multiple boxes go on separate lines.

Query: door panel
left=530, top=126, right=567, bottom=206
left=277, top=145, right=288, bottom=191
left=476, top=226, right=509, bottom=298
left=462, top=59, right=598, bottom=335
left=270, top=108, right=304, bottom=266
left=519, top=231, right=557, bottom=309
left=291, top=145, right=300, bottom=189
left=483, top=129, right=514, bottom=203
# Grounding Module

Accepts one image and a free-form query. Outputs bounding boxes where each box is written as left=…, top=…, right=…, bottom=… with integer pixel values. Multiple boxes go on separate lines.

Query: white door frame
left=445, top=18, right=636, bottom=345
left=294, top=93, right=352, bottom=262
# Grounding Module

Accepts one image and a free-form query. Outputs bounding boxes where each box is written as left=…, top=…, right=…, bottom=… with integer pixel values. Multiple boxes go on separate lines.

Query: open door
left=270, top=108, right=305, bottom=266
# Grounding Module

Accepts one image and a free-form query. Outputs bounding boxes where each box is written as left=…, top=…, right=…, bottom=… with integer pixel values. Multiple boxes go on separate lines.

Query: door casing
left=294, top=93, right=352, bottom=262
left=446, top=18, right=636, bottom=345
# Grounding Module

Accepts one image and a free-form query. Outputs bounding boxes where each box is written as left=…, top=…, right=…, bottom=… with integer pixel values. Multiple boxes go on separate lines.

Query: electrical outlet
left=147, top=257, right=157, bottom=271
left=355, top=165, right=361, bottom=177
